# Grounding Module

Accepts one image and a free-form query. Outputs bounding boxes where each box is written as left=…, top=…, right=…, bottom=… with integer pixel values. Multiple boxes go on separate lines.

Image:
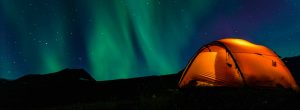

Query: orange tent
left=178, top=38, right=299, bottom=90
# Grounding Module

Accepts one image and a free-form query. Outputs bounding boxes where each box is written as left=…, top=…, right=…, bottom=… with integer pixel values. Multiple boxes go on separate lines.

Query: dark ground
left=0, top=56, right=299, bottom=110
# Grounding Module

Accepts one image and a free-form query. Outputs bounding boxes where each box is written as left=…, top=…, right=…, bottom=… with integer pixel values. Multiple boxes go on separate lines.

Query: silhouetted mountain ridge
left=282, top=55, right=300, bottom=84
left=0, top=78, right=9, bottom=84
left=15, top=68, right=96, bottom=83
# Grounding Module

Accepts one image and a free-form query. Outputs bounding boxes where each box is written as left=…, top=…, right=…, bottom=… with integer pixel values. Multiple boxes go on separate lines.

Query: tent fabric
left=178, top=38, right=299, bottom=90
left=219, top=39, right=277, bottom=56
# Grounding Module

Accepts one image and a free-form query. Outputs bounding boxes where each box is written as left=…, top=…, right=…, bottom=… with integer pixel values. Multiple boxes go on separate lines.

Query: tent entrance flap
left=190, top=52, right=217, bottom=82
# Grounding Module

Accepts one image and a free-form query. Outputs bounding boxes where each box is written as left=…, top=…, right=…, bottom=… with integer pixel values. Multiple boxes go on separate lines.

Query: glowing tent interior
left=178, top=38, right=299, bottom=90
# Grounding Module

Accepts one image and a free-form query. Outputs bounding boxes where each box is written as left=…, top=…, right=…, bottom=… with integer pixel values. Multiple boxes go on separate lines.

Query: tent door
left=190, top=52, right=217, bottom=82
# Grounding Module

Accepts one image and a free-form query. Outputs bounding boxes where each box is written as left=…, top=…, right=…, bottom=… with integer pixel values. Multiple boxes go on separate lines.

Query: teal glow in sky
left=1, top=0, right=300, bottom=80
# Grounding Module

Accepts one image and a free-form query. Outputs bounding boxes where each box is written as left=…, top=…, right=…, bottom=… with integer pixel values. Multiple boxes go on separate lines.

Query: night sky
left=1, top=0, right=300, bottom=80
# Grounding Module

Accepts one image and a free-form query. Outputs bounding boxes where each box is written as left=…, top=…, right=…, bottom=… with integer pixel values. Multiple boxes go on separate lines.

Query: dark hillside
left=283, top=55, right=300, bottom=85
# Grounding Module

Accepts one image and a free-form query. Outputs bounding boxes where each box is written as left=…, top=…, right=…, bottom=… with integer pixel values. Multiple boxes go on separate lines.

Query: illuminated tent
left=178, top=38, right=299, bottom=90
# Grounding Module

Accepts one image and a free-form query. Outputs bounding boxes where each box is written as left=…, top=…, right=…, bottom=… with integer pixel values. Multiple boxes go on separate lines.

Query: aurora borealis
left=1, top=0, right=300, bottom=80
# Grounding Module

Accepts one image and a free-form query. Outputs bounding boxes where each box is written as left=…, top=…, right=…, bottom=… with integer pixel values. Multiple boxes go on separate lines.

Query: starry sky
left=1, top=0, right=300, bottom=80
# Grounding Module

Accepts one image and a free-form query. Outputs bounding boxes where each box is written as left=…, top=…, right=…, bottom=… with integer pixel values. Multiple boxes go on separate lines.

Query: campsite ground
left=29, top=88, right=299, bottom=110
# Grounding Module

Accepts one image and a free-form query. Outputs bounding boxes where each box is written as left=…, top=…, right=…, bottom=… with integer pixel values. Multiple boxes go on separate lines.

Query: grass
left=20, top=87, right=299, bottom=110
